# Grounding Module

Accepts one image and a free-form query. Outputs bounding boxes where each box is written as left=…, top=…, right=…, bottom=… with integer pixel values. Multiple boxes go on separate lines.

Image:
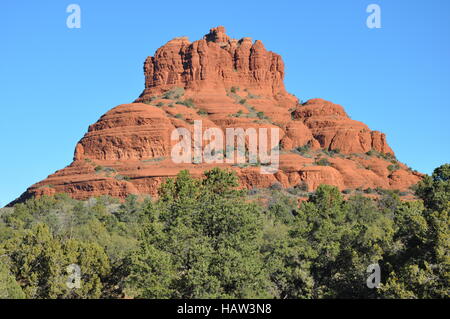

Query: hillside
left=11, top=26, right=422, bottom=205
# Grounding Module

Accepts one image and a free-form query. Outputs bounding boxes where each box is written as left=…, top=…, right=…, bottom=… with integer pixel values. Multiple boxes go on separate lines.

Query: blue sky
left=1, top=0, right=449, bottom=206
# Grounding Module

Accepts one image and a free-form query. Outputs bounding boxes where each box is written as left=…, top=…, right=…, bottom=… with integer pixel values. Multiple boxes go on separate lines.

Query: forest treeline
left=0, top=165, right=449, bottom=299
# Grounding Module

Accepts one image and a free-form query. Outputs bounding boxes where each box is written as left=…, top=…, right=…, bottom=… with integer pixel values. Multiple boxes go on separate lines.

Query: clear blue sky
left=1, top=0, right=449, bottom=207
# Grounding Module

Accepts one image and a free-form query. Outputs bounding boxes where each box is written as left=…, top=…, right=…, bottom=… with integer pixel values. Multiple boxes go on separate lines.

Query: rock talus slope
left=11, top=27, right=422, bottom=204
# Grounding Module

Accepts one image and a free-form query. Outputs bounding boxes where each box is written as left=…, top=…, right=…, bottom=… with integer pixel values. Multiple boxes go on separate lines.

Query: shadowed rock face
left=10, top=27, right=422, bottom=205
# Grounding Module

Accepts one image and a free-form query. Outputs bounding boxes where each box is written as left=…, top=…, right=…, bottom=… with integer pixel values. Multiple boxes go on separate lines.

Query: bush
left=286, top=183, right=309, bottom=196
left=256, top=111, right=266, bottom=119
left=231, top=110, right=245, bottom=118
left=324, top=148, right=340, bottom=157
left=0, top=260, right=25, bottom=298
left=174, top=114, right=183, bottom=119
left=239, top=99, right=247, bottom=105
left=247, top=188, right=260, bottom=196
left=142, top=157, right=165, bottom=163
left=269, top=182, right=283, bottom=190
left=162, top=87, right=184, bottom=99
left=247, top=93, right=260, bottom=99
left=366, top=149, right=397, bottom=161
left=295, top=144, right=311, bottom=155
left=197, top=109, right=208, bottom=115
left=115, top=175, right=131, bottom=181
left=387, top=164, right=400, bottom=172
left=315, top=158, right=331, bottom=166
left=366, top=150, right=376, bottom=157
left=382, top=152, right=396, bottom=160
left=95, top=166, right=116, bottom=174
left=176, top=99, right=195, bottom=108
left=295, top=181, right=309, bottom=192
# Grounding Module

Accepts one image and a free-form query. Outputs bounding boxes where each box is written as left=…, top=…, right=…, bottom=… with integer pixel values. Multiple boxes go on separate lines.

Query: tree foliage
left=0, top=165, right=448, bottom=299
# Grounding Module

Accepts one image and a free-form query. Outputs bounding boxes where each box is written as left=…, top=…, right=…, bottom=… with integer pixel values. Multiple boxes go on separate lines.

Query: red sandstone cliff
left=10, top=27, right=422, bottom=204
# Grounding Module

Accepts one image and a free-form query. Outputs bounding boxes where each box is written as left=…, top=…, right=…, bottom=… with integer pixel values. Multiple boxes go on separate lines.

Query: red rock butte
left=10, top=26, right=422, bottom=205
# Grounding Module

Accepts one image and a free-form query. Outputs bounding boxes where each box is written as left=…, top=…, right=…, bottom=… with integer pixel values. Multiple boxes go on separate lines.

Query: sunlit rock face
left=10, top=27, right=422, bottom=205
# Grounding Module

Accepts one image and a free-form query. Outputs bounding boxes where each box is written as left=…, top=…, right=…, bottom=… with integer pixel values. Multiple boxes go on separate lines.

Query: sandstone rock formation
left=10, top=27, right=422, bottom=204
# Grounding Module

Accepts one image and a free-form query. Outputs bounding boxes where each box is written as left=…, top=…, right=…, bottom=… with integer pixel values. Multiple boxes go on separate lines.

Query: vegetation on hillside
left=0, top=165, right=448, bottom=299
